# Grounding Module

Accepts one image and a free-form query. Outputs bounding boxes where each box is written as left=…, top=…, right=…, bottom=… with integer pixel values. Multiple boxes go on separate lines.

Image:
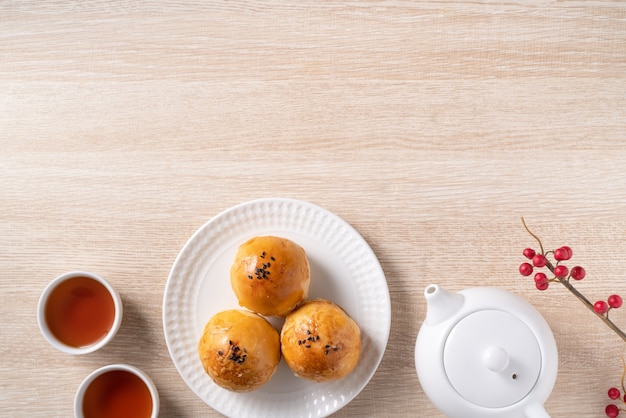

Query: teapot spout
left=423, top=284, right=465, bottom=326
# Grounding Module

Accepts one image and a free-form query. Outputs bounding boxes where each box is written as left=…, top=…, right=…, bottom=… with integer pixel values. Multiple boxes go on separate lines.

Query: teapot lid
left=443, top=309, right=542, bottom=408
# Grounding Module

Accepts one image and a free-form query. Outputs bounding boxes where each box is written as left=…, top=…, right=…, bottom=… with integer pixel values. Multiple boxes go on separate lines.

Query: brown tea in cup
left=82, top=369, right=153, bottom=418
left=45, top=275, right=115, bottom=347
left=75, top=364, right=159, bottom=418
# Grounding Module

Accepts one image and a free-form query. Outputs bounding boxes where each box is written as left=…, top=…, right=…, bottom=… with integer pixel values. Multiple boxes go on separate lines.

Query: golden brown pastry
left=230, top=236, right=310, bottom=317
left=198, top=309, right=280, bottom=392
left=280, top=299, right=361, bottom=382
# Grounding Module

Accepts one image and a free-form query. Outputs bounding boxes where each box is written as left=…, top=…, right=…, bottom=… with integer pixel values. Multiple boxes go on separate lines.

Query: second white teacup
left=74, top=364, right=159, bottom=418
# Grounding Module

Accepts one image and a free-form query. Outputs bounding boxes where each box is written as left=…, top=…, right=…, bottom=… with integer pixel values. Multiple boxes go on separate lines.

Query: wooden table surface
left=2, top=1, right=626, bottom=417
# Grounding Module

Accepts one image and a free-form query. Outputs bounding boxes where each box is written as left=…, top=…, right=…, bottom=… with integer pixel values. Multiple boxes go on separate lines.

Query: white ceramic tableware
left=163, top=197, right=391, bottom=418
left=415, top=284, right=558, bottom=418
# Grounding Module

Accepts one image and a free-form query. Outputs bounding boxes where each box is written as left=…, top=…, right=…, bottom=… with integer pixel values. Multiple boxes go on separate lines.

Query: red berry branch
left=519, top=218, right=626, bottom=342
left=519, top=218, right=626, bottom=417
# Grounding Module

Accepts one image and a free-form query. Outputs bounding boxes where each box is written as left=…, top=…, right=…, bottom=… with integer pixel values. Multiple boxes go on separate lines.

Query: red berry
left=609, top=387, right=621, bottom=400
left=554, top=247, right=570, bottom=261
left=534, top=272, right=547, bottom=283
left=608, top=295, right=623, bottom=309
left=606, top=404, right=619, bottom=418
left=532, top=254, right=547, bottom=267
left=554, top=265, right=569, bottom=278
left=523, top=248, right=536, bottom=259
left=561, top=245, right=573, bottom=259
left=535, top=280, right=549, bottom=291
left=570, top=266, right=586, bottom=280
left=519, top=262, right=533, bottom=276
left=557, top=246, right=573, bottom=261
left=595, top=300, right=609, bottom=314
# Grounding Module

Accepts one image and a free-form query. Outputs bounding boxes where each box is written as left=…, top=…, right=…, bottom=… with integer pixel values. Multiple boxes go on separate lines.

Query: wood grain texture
left=2, top=1, right=626, bottom=416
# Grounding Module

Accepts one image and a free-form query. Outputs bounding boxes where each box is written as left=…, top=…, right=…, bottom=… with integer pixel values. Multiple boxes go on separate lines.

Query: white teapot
left=414, top=285, right=558, bottom=418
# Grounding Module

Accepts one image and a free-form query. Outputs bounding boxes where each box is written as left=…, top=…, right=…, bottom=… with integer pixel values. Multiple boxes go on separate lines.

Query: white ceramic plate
left=163, top=198, right=390, bottom=418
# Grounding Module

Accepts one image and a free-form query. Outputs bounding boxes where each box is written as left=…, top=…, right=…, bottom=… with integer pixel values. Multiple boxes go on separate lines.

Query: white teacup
left=37, top=271, right=123, bottom=354
left=74, top=364, right=159, bottom=418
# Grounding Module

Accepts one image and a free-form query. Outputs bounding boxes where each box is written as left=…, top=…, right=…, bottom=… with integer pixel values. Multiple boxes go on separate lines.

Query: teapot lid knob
left=483, top=346, right=510, bottom=372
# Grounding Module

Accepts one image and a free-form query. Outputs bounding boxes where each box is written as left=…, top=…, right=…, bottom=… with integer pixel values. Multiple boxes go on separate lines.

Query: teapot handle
left=524, top=403, right=550, bottom=418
